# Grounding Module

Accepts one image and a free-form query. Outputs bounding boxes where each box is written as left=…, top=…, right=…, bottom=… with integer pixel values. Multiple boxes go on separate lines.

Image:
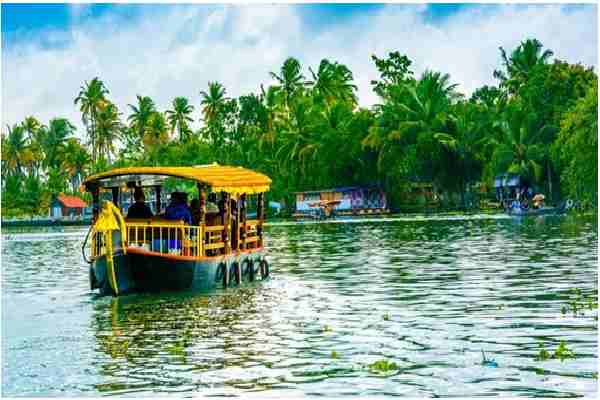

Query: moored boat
left=82, top=164, right=272, bottom=296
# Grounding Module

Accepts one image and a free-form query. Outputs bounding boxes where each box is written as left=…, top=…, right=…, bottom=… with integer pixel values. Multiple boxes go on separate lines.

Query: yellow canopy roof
left=83, top=164, right=271, bottom=195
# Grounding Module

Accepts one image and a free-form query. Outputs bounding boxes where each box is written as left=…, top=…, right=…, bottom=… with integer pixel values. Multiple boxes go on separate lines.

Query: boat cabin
left=83, top=164, right=271, bottom=260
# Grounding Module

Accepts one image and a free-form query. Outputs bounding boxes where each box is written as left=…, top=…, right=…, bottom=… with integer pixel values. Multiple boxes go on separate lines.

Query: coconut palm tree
left=308, top=59, right=357, bottom=106
left=128, top=95, right=156, bottom=140
left=74, top=77, right=109, bottom=162
left=490, top=102, right=555, bottom=183
left=2, top=124, right=27, bottom=177
left=96, top=102, right=122, bottom=164
left=200, top=82, right=228, bottom=125
left=21, top=116, right=41, bottom=142
left=363, top=70, right=461, bottom=173
left=270, top=57, right=306, bottom=111
left=62, top=138, right=91, bottom=193
left=143, top=112, right=169, bottom=149
left=166, top=97, right=194, bottom=141
left=494, top=38, right=553, bottom=94
left=40, top=118, right=76, bottom=170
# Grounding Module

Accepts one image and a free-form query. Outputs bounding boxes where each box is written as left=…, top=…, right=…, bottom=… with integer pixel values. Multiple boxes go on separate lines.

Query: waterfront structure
left=49, top=194, right=88, bottom=218
left=293, top=187, right=388, bottom=218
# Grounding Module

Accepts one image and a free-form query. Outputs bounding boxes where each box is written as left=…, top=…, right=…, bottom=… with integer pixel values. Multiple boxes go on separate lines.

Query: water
left=2, top=214, right=598, bottom=397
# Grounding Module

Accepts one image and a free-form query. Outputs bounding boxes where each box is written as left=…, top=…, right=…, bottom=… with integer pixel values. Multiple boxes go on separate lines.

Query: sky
left=1, top=3, right=597, bottom=137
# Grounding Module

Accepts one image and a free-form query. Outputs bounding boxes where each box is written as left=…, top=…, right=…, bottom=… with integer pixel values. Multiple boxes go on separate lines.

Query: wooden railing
left=240, top=219, right=260, bottom=250
left=90, top=219, right=260, bottom=259
left=126, top=221, right=203, bottom=257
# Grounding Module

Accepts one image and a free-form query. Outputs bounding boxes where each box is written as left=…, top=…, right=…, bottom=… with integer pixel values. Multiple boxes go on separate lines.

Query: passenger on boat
left=190, top=198, right=202, bottom=226
left=127, top=187, right=153, bottom=219
left=165, top=192, right=192, bottom=224
left=205, top=193, right=220, bottom=226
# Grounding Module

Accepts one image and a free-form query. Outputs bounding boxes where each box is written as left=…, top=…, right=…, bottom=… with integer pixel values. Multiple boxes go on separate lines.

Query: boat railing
left=239, top=219, right=260, bottom=250
left=90, top=218, right=259, bottom=259
left=125, top=220, right=204, bottom=257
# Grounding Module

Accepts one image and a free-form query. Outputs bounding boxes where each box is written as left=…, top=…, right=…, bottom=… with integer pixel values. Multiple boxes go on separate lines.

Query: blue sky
left=1, top=3, right=597, bottom=135
left=1, top=3, right=475, bottom=49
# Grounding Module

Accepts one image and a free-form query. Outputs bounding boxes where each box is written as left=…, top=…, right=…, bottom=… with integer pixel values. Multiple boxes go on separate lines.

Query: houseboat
left=82, top=164, right=271, bottom=296
left=293, top=186, right=389, bottom=219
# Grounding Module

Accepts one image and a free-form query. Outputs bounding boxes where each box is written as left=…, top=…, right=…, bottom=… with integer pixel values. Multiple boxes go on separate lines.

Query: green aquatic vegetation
left=368, top=359, right=399, bottom=373
left=322, top=324, right=332, bottom=332
left=383, top=313, right=390, bottom=321
left=553, top=341, right=575, bottom=361
left=535, top=341, right=575, bottom=362
left=331, top=351, right=338, bottom=359
left=535, top=343, right=551, bottom=361
left=562, top=288, right=597, bottom=317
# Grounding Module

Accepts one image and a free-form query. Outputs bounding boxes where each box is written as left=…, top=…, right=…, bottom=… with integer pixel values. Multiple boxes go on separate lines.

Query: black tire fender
left=260, top=259, right=269, bottom=279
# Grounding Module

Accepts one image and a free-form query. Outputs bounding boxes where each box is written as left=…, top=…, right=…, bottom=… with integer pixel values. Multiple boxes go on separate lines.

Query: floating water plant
left=535, top=341, right=575, bottom=362
left=322, top=324, right=332, bottom=332
left=331, top=351, right=338, bottom=359
left=535, top=343, right=551, bottom=361
left=553, top=341, right=575, bottom=361
left=368, top=359, right=399, bottom=373
left=383, top=313, right=390, bottom=321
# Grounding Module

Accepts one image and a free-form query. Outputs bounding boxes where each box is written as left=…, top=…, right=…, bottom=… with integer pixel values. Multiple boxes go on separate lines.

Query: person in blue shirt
left=165, top=192, right=192, bottom=225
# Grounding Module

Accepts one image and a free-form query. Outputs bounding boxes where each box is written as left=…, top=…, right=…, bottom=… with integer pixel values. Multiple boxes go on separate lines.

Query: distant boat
left=505, top=200, right=569, bottom=217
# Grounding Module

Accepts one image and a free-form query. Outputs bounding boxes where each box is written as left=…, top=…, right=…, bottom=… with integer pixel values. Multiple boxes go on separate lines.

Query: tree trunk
left=546, top=160, right=553, bottom=202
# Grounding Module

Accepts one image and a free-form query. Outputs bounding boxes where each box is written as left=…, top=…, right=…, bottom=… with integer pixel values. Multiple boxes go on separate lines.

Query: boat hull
left=90, top=248, right=267, bottom=296
left=506, top=206, right=566, bottom=217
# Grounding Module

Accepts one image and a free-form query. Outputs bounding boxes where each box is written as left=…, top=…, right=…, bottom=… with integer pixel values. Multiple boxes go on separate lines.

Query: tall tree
left=128, top=95, right=156, bottom=141
left=493, top=38, right=553, bottom=95
left=61, top=138, right=91, bottom=193
left=166, top=97, right=194, bottom=142
left=200, top=82, right=228, bottom=125
left=270, top=57, right=306, bottom=111
left=74, top=77, right=109, bottom=162
left=96, top=102, right=122, bottom=164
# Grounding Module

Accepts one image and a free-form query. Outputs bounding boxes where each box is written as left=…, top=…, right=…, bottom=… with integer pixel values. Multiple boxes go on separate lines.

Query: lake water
left=1, top=214, right=597, bottom=397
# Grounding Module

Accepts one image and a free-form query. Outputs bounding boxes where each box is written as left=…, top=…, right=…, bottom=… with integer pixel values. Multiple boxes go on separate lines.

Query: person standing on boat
left=127, top=187, right=153, bottom=219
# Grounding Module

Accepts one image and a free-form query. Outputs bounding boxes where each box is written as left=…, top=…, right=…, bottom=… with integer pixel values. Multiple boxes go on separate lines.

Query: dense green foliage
left=2, top=38, right=597, bottom=216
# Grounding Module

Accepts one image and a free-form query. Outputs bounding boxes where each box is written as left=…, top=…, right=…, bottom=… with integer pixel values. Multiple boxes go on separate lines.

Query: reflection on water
left=2, top=214, right=598, bottom=397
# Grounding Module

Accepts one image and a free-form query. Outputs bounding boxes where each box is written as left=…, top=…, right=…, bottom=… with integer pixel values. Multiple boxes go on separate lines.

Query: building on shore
left=50, top=194, right=88, bottom=218
left=293, top=186, right=389, bottom=218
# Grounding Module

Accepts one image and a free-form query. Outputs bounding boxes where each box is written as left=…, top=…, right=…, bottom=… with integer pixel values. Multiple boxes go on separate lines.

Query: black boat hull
left=90, top=248, right=267, bottom=296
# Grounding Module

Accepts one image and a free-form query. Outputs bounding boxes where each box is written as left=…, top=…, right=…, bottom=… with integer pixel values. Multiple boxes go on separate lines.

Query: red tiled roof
left=57, top=194, right=88, bottom=208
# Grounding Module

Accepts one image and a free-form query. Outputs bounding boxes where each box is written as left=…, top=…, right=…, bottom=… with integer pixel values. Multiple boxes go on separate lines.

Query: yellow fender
left=92, top=201, right=127, bottom=295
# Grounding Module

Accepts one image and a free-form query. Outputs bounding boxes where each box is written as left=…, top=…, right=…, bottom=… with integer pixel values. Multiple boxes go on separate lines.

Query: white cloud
left=1, top=4, right=597, bottom=140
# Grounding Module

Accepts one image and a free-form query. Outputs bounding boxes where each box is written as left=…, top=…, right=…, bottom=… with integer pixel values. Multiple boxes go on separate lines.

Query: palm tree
left=494, top=38, right=553, bottom=94
left=363, top=70, right=461, bottom=173
left=62, top=138, right=91, bottom=193
left=143, top=112, right=169, bottom=150
left=270, top=57, right=306, bottom=111
left=200, top=82, right=228, bottom=125
left=308, top=59, right=357, bottom=105
left=96, top=102, right=122, bottom=164
left=2, top=124, right=27, bottom=177
left=128, top=95, right=156, bottom=140
left=490, top=103, right=555, bottom=183
left=40, top=118, right=76, bottom=170
left=166, top=97, right=194, bottom=141
left=21, top=116, right=41, bottom=142
left=74, top=77, right=109, bottom=162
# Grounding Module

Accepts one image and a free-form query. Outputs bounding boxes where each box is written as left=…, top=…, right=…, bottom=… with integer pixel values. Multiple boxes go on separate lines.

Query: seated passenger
left=190, top=198, right=202, bottom=226
left=127, top=187, right=153, bottom=219
left=165, top=192, right=192, bottom=225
